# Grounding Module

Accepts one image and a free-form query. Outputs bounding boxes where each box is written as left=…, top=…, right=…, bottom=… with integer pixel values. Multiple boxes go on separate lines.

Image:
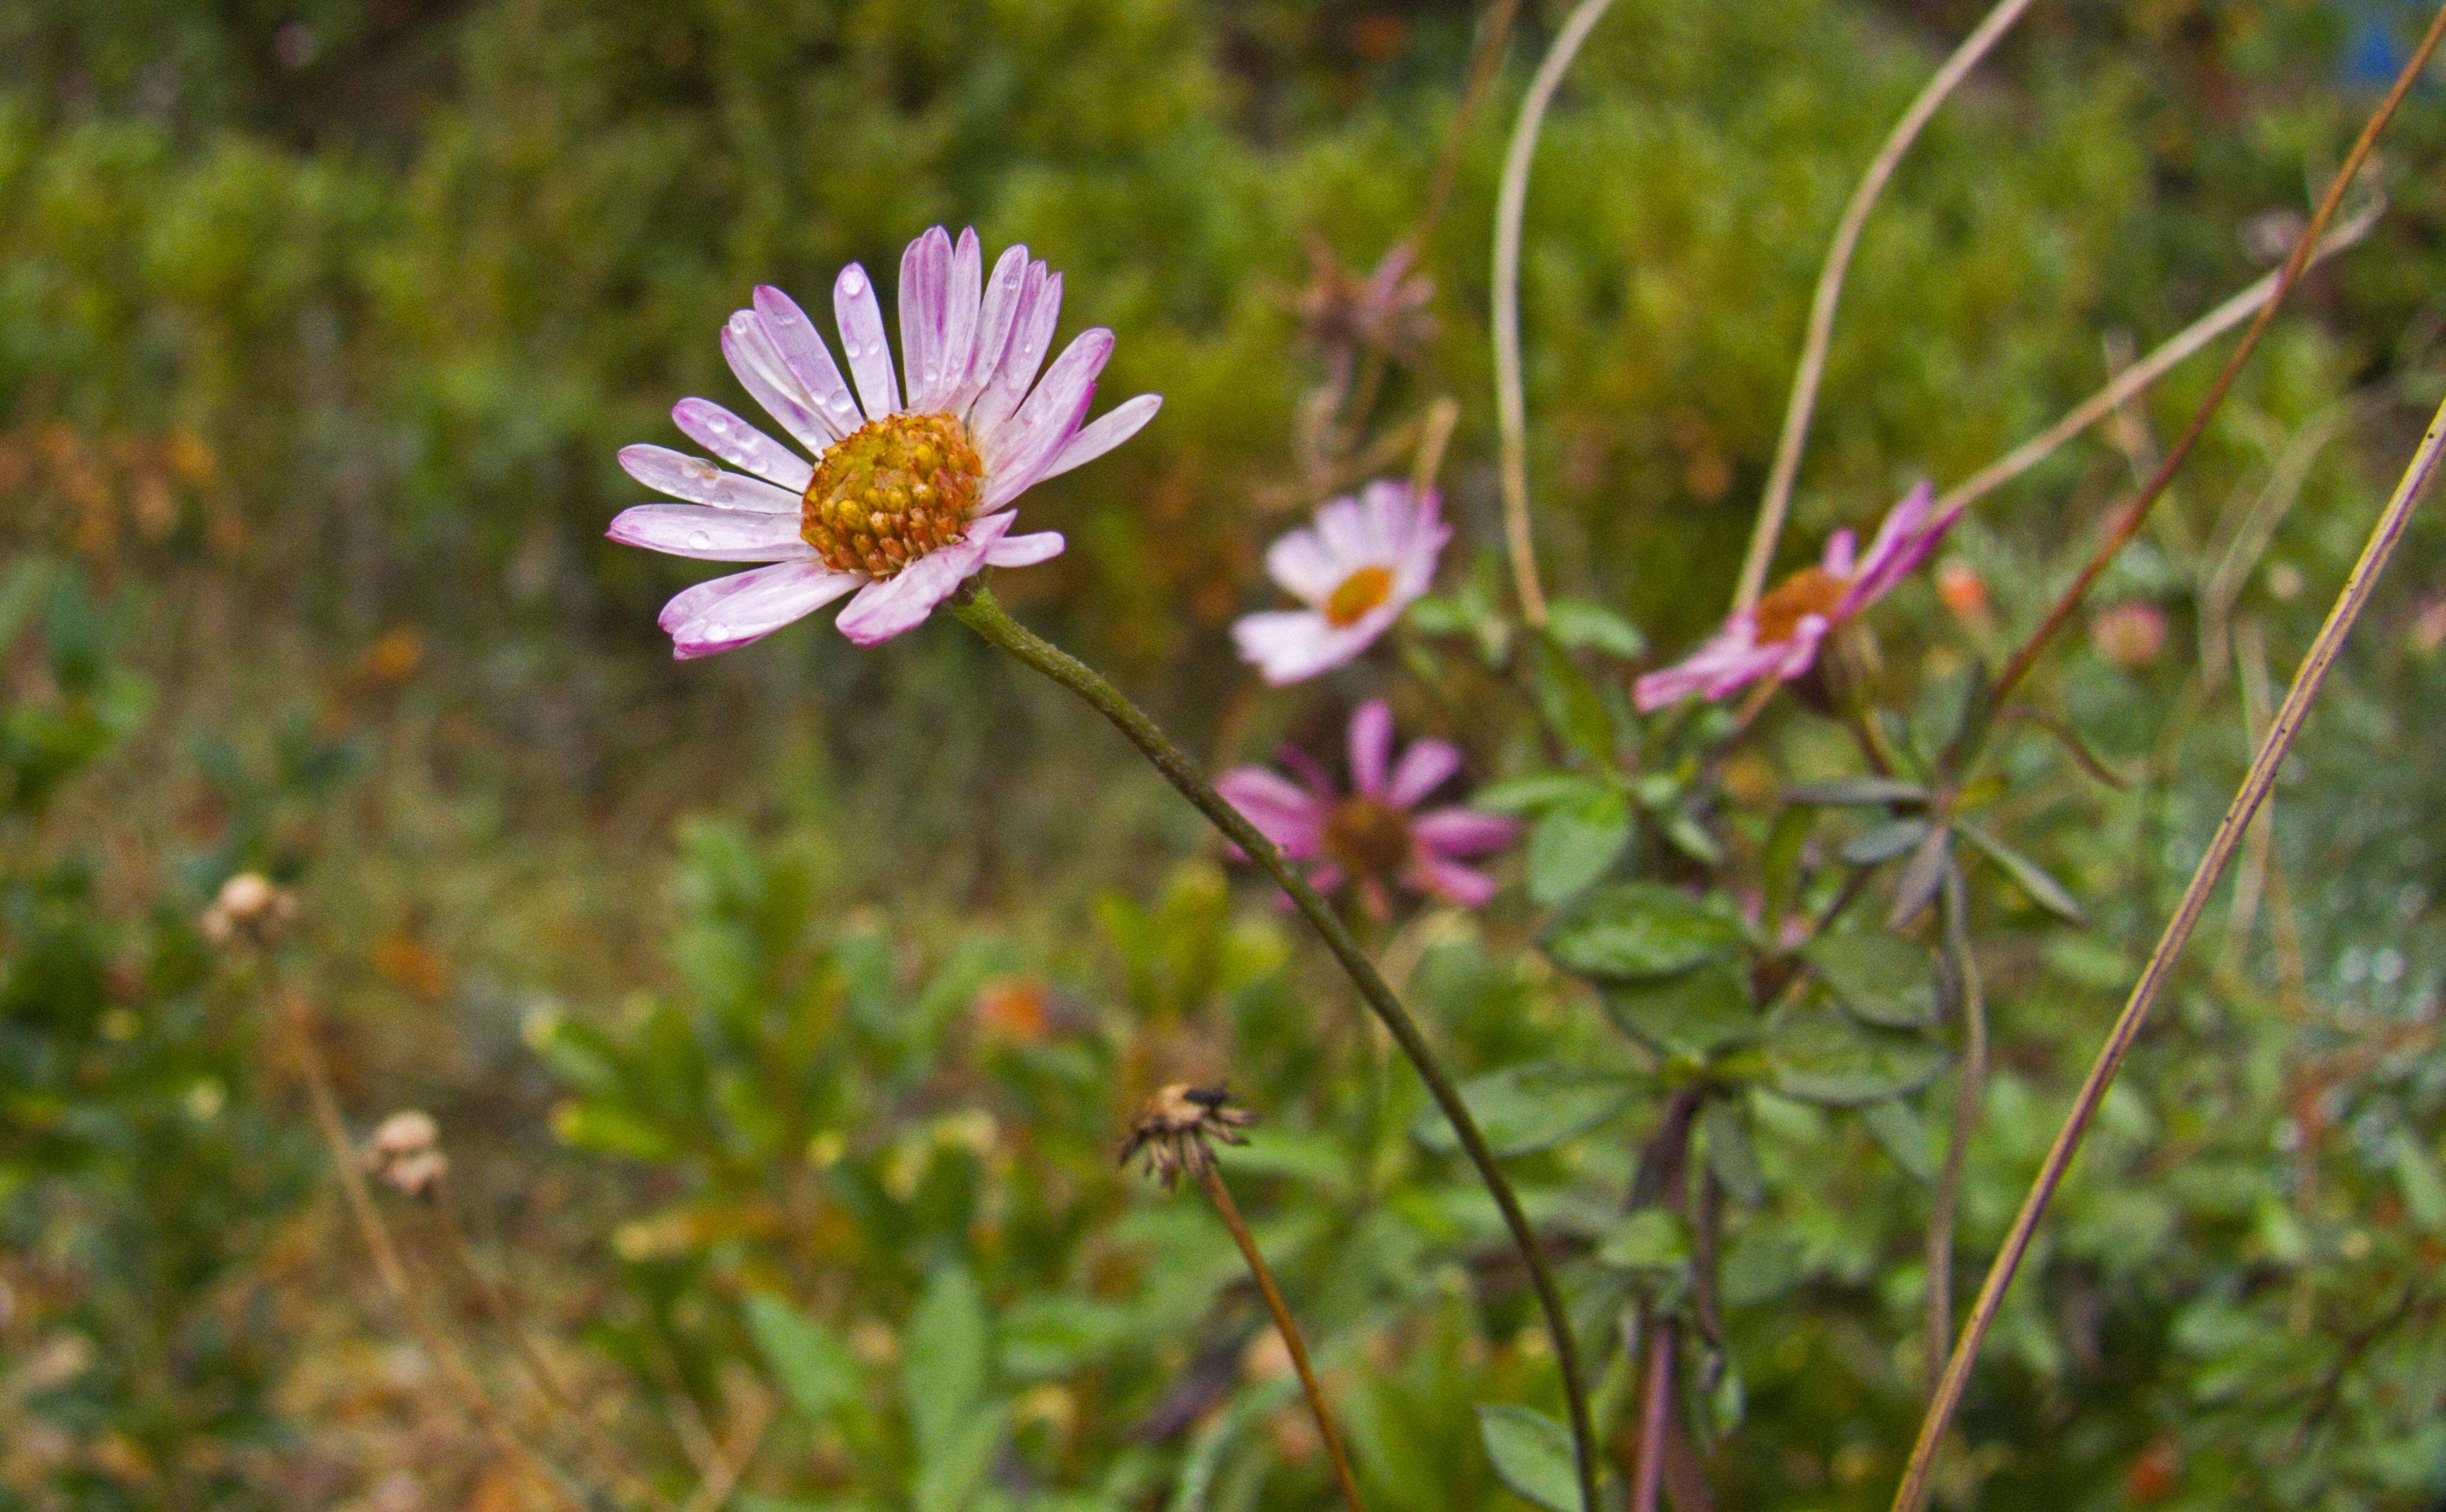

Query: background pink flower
left=1216, top=700, right=1516, bottom=915
left=1635, top=481, right=1949, bottom=711
left=1233, top=481, right=1448, bottom=684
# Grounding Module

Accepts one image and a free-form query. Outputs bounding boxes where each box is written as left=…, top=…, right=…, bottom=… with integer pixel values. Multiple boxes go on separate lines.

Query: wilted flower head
left=1122, top=1084, right=1255, bottom=1188
left=1635, top=482, right=1949, bottom=712
left=1218, top=700, right=1516, bottom=916
left=1296, top=238, right=1435, bottom=362
left=200, top=872, right=297, bottom=948
left=364, top=1110, right=449, bottom=1198
left=610, top=226, right=1161, bottom=657
left=1234, top=482, right=1448, bottom=684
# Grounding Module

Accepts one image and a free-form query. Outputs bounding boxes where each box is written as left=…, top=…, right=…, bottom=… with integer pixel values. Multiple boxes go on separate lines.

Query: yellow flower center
left=801, top=412, right=984, bottom=578
left=1323, top=564, right=1396, bottom=627
left=1322, top=795, right=1412, bottom=879
left=1752, top=564, right=1850, bottom=645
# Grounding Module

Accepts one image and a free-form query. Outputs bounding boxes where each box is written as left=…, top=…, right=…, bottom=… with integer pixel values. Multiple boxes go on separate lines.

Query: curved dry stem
left=1932, top=203, right=2379, bottom=527
left=284, top=994, right=599, bottom=1512
left=1736, top=0, right=2040, bottom=613
left=1492, top=0, right=1619, bottom=628
left=1890, top=385, right=2446, bottom=1512
left=1195, top=1161, right=1369, bottom=1512
left=1989, top=6, right=2446, bottom=706
left=952, top=586, right=1601, bottom=1512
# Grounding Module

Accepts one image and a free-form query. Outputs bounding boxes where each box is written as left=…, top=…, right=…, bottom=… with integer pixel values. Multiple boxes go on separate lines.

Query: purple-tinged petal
left=1822, top=527, right=1859, bottom=578
left=1411, top=855, right=1498, bottom=909
left=1839, top=481, right=1942, bottom=615
left=671, top=401, right=813, bottom=493
left=951, top=244, right=1030, bottom=416
left=897, top=227, right=953, bottom=412
left=722, top=314, right=836, bottom=454
left=832, top=513, right=1012, bottom=646
left=1232, top=609, right=1375, bottom=685
left=833, top=263, right=901, bottom=421
left=1413, top=807, right=1519, bottom=857
left=609, top=504, right=812, bottom=561
left=662, top=562, right=860, bottom=658
left=1306, top=862, right=1349, bottom=897
left=620, top=445, right=801, bottom=513
left=1216, top=767, right=1328, bottom=857
left=751, top=287, right=864, bottom=439
left=1264, top=527, right=1341, bottom=602
left=1314, top=493, right=1377, bottom=562
left=1347, top=700, right=1394, bottom=797
left=1278, top=744, right=1338, bottom=803
left=980, top=327, right=1111, bottom=493
left=1635, top=625, right=1779, bottom=711
left=933, top=228, right=983, bottom=414
left=1032, top=393, right=1161, bottom=484
left=1386, top=739, right=1461, bottom=809
left=968, top=266, right=1060, bottom=440
left=985, top=530, right=1064, bottom=569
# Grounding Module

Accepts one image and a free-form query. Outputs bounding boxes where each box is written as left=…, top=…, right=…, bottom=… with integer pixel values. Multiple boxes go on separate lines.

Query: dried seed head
left=200, top=872, right=298, bottom=948
left=364, top=1110, right=449, bottom=1197
left=1122, top=1084, right=1256, bottom=1188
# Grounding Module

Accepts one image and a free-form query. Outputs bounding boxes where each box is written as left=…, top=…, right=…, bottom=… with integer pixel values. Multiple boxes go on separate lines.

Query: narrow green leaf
left=1701, top=1102, right=1765, bottom=1206
left=1544, top=597, right=1648, bottom=658
left=1803, top=931, right=1938, bottom=1028
left=1543, top=882, right=1745, bottom=982
left=1862, top=1099, right=1935, bottom=1180
left=1476, top=1404, right=1583, bottom=1512
left=1601, top=963, right=1757, bottom=1061
left=745, top=1293, right=863, bottom=1421
left=1957, top=821, right=2087, bottom=925
left=903, top=1264, right=991, bottom=1456
left=1842, top=819, right=1931, bottom=865
left=1783, top=777, right=1928, bottom=807
left=1767, top=1009, right=1947, bottom=1107
left=1596, top=1207, right=1690, bottom=1272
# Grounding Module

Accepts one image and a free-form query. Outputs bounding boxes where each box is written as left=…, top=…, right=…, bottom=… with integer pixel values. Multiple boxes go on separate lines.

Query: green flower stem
left=953, top=584, right=1600, bottom=1512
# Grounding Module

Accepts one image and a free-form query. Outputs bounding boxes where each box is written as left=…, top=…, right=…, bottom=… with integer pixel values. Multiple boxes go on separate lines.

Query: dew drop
left=840, top=268, right=867, bottom=297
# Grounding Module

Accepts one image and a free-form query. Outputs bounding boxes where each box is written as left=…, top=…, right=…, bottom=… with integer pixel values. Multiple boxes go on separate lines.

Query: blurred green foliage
left=9, top=0, right=2446, bottom=1510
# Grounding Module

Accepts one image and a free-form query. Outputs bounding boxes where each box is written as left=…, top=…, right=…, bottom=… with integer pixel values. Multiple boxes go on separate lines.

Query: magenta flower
left=1217, top=701, right=1517, bottom=916
left=609, top=226, right=1161, bottom=657
left=1233, top=481, right=1448, bottom=684
left=1634, top=482, right=1949, bottom=711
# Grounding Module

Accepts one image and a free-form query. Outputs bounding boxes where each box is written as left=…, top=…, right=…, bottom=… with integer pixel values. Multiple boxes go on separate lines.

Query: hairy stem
left=1989, top=5, right=2446, bottom=706
left=1890, top=384, right=2446, bottom=1512
left=1195, top=1159, right=1370, bottom=1512
left=1924, top=872, right=1988, bottom=1397
left=1736, top=0, right=2040, bottom=612
left=1492, top=0, right=1618, bottom=628
left=953, top=586, right=1600, bottom=1512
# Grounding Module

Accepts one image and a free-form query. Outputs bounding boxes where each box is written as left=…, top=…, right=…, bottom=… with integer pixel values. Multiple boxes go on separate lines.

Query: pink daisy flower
left=1217, top=700, right=1517, bottom=917
left=609, top=226, right=1161, bottom=657
left=1634, top=482, right=1949, bottom=711
left=1233, top=481, right=1449, bottom=684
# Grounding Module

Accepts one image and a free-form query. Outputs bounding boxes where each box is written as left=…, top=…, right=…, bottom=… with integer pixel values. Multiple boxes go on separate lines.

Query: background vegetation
left=8, top=1, right=2446, bottom=1508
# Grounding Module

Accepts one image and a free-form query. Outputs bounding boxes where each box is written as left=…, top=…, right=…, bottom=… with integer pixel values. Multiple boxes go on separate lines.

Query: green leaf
left=1767, top=1009, right=1947, bottom=1107
left=913, top=1403, right=1007, bottom=1512
left=1596, top=1207, right=1690, bottom=1271
left=1841, top=819, right=1931, bottom=865
left=1543, top=882, right=1744, bottom=982
left=1475, top=771, right=1603, bottom=815
left=1531, top=635, right=1615, bottom=764
left=1701, top=1102, right=1764, bottom=1206
left=1720, top=1233, right=1807, bottom=1307
left=745, top=1293, right=863, bottom=1421
left=1861, top=1099, right=1935, bottom=1180
left=1600, top=963, right=1757, bottom=1061
left=1886, top=826, right=1953, bottom=929
left=1958, top=822, right=2088, bottom=926
left=1802, top=931, right=1938, bottom=1028
left=1527, top=787, right=1632, bottom=904
left=1476, top=1404, right=1582, bottom=1512
left=1544, top=598, right=1647, bottom=659
left=904, top=1263, right=991, bottom=1456
left=1413, top=1060, right=1635, bottom=1158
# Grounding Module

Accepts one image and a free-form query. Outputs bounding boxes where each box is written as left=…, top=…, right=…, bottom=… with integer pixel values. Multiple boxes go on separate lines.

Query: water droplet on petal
left=687, top=531, right=713, bottom=550
left=840, top=269, right=867, bottom=297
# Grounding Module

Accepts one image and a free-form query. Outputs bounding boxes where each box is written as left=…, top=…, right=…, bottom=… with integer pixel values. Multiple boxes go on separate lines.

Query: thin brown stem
left=1932, top=204, right=2378, bottom=528
left=1989, top=7, right=2446, bottom=707
left=1628, top=1324, right=1672, bottom=1512
left=1493, top=0, right=1619, bottom=627
left=1890, top=384, right=2446, bottom=1512
left=1737, top=0, right=2041, bottom=612
left=675, top=1388, right=775, bottom=1512
left=283, top=994, right=596, bottom=1512
left=1416, top=0, right=1526, bottom=254
left=1194, top=1161, right=1368, bottom=1512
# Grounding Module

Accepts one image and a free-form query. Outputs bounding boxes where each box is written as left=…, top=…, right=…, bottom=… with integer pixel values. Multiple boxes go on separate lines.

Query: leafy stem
left=952, top=584, right=1602, bottom=1512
